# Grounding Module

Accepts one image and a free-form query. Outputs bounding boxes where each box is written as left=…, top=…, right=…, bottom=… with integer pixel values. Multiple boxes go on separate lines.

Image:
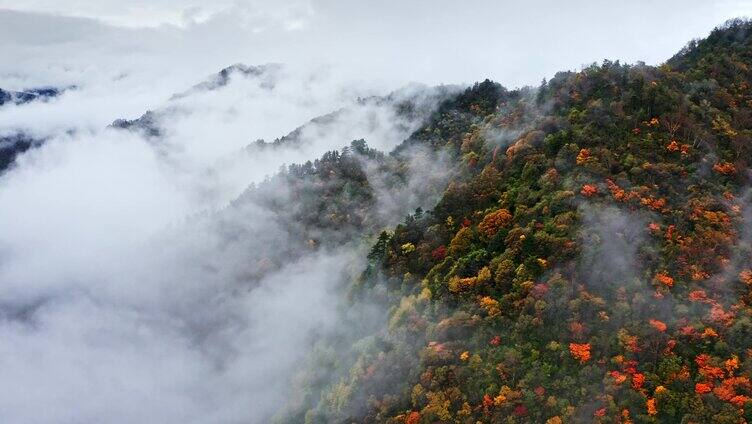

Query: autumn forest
left=272, top=19, right=752, bottom=423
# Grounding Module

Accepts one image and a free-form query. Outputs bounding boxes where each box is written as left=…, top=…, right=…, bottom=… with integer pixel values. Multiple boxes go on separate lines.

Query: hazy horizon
left=1, top=2, right=752, bottom=423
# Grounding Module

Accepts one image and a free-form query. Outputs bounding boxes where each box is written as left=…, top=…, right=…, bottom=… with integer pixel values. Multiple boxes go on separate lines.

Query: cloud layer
left=1, top=2, right=752, bottom=422
left=0, top=60, right=450, bottom=423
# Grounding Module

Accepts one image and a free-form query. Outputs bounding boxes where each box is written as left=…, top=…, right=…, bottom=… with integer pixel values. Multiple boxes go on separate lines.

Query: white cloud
left=0, top=0, right=314, bottom=29
left=1, top=1, right=752, bottom=422
left=0, top=56, right=446, bottom=422
left=3, top=0, right=751, bottom=90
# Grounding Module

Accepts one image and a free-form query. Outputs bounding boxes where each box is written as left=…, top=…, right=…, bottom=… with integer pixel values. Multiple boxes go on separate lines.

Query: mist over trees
left=277, top=19, right=752, bottom=423
left=2, top=8, right=752, bottom=424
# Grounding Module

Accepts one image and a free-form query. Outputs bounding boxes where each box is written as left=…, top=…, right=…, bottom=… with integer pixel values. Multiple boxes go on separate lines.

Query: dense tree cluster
left=278, top=19, right=752, bottom=423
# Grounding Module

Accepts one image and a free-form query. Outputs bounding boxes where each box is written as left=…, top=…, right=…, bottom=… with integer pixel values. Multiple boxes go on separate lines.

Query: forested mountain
left=3, top=15, right=752, bottom=424
left=268, top=19, right=752, bottom=423
left=0, top=86, right=62, bottom=172
left=0, top=87, right=61, bottom=107
left=110, top=64, right=282, bottom=138
left=6, top=3, right=752, bottom=424
left=0, top=133, right=43, bottom=173
left=112, top=62, right=456, bottom=149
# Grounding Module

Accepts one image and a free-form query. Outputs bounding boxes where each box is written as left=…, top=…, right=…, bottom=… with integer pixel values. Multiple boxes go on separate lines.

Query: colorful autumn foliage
left=649, top=319, right=667, bottom=332
left=580, top=184, right=598, bottom=197
left=646, top=398, right=657, bottom=415
left=654, top=272, right=674, bottom=287
left=431, top=245, right=447, bottom=260
left=632, top=373, right=645, bottom=390
left=713, top=161, right=737, bottom=175
left=575, top=148, right=591, bottom=165
left=696, top=382, right=713, bottom=394
left=405, top=411, right=421, bottom=424
left=610, top=371, right=627, bottom=385
left=479, top=296, right=501, bottom=316
left=739, top=269, right=752, bottom=285
left=568, top=343, right=591, bottom=363
left=477, top=208, right=512, bottom=238
left=282, top=19, right=752, bottom=424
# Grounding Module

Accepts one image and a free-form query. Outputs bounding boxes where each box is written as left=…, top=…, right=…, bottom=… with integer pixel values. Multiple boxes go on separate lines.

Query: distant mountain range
left=0, top=86, right=65, bottom=172
left=4, top=16, right=752, bottom=424
left=111, top=63, right=456, bottom=150
left=0, top=87, right=62, bottom=107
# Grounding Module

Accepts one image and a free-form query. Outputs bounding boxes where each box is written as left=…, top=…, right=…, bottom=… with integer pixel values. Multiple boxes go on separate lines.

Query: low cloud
left=0, top=61, right=448, bottom=423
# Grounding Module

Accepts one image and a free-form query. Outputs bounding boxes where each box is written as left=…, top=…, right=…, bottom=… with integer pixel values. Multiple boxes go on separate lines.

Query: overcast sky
left=1, top=2, right=752, bottom=423
left=1, top=0, right=751, bottom=92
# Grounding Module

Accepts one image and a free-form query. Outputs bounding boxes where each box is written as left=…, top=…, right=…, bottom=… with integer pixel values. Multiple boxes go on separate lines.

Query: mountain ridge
left=276, top=18, right=752, bottom=424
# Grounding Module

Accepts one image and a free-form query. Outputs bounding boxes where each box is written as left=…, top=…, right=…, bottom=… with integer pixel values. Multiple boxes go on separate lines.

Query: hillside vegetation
left=273, top=19, right=752, bottom=424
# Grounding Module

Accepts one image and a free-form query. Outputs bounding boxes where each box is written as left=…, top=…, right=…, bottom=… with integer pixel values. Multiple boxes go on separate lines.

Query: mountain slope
left=0, top=86, right=61, bottom=107
left=283, top=19, right=752, bottom=424
left=0, top=86, right=64, bottom=173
